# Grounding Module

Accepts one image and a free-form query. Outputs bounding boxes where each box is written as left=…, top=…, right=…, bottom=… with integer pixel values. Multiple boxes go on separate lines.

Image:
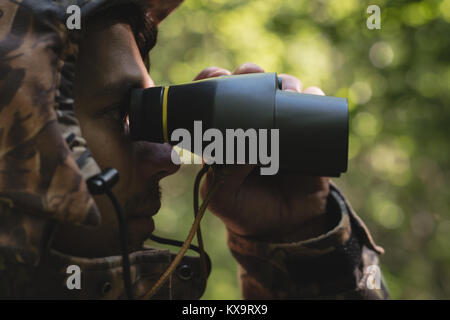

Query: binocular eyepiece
left=129, top=72, right=348, bottom=177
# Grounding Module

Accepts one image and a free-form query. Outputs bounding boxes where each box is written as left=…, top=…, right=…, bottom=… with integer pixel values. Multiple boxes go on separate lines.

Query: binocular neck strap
left=142, top=165, right=223, bottom=299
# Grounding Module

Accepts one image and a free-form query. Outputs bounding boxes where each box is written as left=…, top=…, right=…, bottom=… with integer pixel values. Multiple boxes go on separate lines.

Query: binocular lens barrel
left=129, top=73, right=348, bottom=176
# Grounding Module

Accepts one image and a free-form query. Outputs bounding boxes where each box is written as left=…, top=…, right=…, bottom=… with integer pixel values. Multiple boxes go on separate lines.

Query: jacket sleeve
left=226, top=183, right=389, bottom=299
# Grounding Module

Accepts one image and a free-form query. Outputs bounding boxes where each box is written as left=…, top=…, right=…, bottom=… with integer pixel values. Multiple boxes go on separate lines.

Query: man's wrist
left=272, top=211, right=337, bottom=243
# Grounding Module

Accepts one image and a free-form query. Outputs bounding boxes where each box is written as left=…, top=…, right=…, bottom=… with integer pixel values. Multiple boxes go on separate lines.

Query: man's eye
left=103, top=104, right=130, bottom=129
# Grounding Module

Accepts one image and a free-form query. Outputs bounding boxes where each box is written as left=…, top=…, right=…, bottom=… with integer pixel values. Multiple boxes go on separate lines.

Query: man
left=0, top=0, right=388, bottom=299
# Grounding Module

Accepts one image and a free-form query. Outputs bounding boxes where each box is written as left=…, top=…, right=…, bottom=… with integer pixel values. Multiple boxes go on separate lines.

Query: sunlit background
left=148, top=0, right=450, bottom=299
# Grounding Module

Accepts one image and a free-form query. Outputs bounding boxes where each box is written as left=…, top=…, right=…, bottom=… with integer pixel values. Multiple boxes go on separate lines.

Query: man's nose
left=134, top=142, right=180, bottom=180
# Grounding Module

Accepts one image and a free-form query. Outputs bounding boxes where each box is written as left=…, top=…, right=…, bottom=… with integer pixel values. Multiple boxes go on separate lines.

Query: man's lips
left=121, top=190, right=161, bottom=247
left=123, top=184, right=162, bottom=219
left=126, top=200, right=161, bottom=242
left=127, top=204, right=160, bottom=218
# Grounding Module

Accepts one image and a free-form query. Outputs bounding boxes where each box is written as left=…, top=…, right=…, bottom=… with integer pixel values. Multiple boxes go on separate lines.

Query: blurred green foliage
left=148, top=0, right=450, bottom=299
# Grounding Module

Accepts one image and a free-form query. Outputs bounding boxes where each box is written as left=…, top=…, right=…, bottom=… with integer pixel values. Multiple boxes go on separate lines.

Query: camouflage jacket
left=0, top=0, right=388, bottom=299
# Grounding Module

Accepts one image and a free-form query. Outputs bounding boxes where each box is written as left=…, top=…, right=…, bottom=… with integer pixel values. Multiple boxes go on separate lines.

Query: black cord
left=105, top=188, right=134, bottom=300
left=149, top=234, right=212, bottom=276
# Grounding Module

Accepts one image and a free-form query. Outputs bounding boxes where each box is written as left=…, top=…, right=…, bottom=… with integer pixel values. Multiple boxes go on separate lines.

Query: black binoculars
left=129, top=72, right=348, bottom=177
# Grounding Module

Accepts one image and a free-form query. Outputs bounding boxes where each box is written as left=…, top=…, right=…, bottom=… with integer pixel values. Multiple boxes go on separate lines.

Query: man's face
left=52, top=14, right=179, bottom=257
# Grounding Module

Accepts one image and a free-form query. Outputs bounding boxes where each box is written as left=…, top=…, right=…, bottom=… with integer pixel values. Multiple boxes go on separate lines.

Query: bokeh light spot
left=369, top=42, right=394, bottom=68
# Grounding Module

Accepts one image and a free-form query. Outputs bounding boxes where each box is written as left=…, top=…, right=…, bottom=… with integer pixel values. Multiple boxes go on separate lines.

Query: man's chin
left=123, top=183, right=162, bottom=247
left=126, top=202, right=160, bottom=240
left=127, top=216, right=155, bottom=249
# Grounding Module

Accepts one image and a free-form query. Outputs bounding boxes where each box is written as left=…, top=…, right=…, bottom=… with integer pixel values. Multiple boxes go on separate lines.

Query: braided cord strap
left=142, top=165, right=222, bottom=299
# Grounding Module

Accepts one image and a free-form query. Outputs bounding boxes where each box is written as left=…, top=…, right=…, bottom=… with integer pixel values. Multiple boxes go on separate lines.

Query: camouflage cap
left=0, top=0, right=184, bottom=263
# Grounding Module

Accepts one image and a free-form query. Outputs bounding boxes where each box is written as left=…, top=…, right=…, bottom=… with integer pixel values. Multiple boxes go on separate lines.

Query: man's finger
left=232, top=62, right=265, bottom=75
left=278, top=73, right=303, bottom=92
left=194, top=66, right=231, bottom=80
left=201, top=164, right=256, bottom=213
left=303, top=86, right=325, bottom=96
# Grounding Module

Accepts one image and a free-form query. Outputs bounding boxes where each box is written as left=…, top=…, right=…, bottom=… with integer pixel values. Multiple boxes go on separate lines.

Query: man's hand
left=195, top=63, right=331, bottom=243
